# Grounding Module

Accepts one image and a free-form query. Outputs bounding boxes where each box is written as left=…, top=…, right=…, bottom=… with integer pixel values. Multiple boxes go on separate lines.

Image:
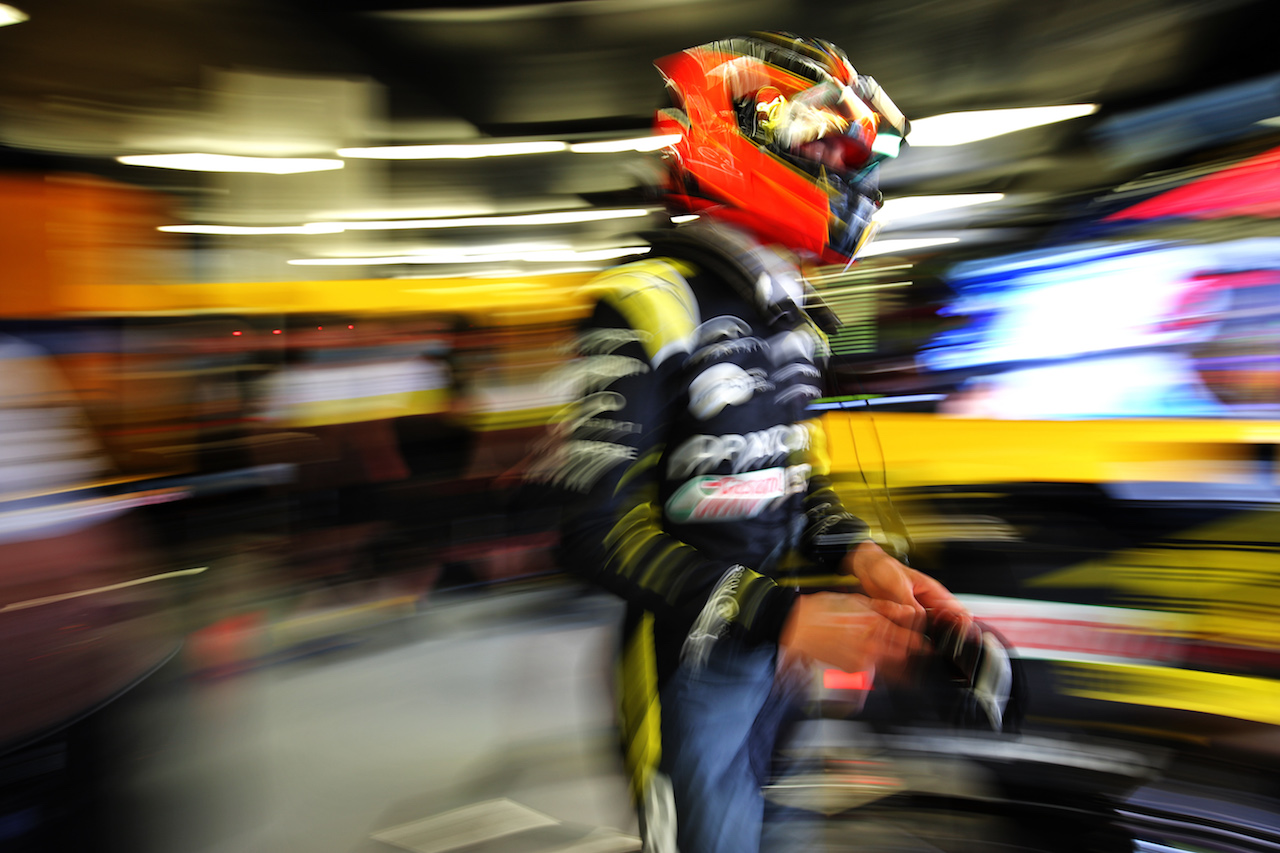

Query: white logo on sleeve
left=525, top=440, right=636, bottom=492
left=688, top=336, right=764, bottom=365
left=688, top=363, right=771, bottom=420
left=767, top=329, right=822, bottom=364
left=569, top=391, right=640, bottom=438
left=773, top=363, right=821, bottom=382
left=573, top=390, right=626, bottom=422
left=560, top=354, right=649, bottom=394
left=694, top=315, right=753, bottom=345
left=576, top=327, right=649, bottom=355
left=776, top=384, right=822, bottom=405
left=682, top=566, right=744, bottom=669
left=689, top=315, right=762, bottom=365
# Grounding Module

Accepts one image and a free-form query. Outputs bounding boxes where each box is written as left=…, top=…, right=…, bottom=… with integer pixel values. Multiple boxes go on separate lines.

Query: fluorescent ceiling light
left=117, top=153, right=344, bottom=173
left=908, top=104, right=1099, bottom=146
left=671, top=214, right=700, bottom=224
left=288, top=246, right=650, bottom=266
left=0, top=3, right=28, bottom=25
left=877, top=193, right=1005, bottom=224
left=858, top=237, right=960, bottom=258
left=378, top=0, right=690, bottom=23
left=339, top=141, right=568, bottom=159
left=320, top=207, right=651, bottom=230
left=160, top=208, right=653, bottom=236
left=569, top=134, right=682, bottom=153
left=159, top=223, right=345, bottom=236
left=340, top=134, right=681, bottom=159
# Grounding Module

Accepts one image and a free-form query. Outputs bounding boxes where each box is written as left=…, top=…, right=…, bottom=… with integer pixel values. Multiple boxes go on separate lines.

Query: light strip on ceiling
left=877, top=193, right=1005, bottom=224
left=338, top=140, right=568, bottom=159
left=322, top=207, right=651, bottom=230
left=159, top=223, right=346, bottom=235
left=339, top=134, right=681, bottom=160
left=0, top=3, right=28, bottom=26
left=288, top=246, right=650, bottom=266
left=569, top=134, right=682, bottom=153
left=158, top=208, right=654, bottom=236
left=907, top=104, right=1099, bottom=146
left=858, top=237, right=960, bottom=257
left=117, top=153, right=344, bottom=173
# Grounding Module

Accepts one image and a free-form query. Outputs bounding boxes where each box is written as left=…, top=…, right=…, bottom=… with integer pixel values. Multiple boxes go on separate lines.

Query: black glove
left=925, top=616, right=1023, bottom=732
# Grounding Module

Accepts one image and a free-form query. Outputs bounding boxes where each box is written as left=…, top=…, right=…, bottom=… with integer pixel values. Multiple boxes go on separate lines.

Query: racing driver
left=530, top=32, right=974, bottom=853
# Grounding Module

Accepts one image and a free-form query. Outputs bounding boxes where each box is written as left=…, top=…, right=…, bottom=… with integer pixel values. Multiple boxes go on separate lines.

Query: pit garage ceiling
left=1, top=0, right=1277, bottom=268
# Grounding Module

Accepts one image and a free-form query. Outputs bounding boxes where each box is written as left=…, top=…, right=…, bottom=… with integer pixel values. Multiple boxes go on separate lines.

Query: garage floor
left=95, top=578, right=1280, bottom=853
left=116, top=584, right=639, bottom=853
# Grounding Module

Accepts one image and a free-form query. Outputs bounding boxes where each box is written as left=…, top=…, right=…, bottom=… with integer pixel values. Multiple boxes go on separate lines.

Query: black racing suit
left=529, top=220, right=869, bottom=801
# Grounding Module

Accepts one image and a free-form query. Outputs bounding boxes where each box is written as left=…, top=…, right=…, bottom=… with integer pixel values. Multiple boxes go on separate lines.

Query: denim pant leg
left=658, top=641, right=792, bottom=853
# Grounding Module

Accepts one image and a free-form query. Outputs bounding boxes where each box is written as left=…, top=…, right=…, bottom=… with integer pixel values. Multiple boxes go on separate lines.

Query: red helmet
left=653, top=32, right=909, bottom=264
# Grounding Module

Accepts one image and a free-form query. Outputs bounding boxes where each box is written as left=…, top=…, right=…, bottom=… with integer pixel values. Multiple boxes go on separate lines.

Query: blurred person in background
left=252, top=320, right=427, bottom=597
left=530, top=33, right=998, bottom=853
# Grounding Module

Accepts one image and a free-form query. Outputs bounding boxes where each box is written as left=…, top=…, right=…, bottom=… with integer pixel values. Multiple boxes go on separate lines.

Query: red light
left=317, top=326, right=323, bottom=331
left=347, top=324, right=354, bottom=329
left=272, top=329, right=282, bottom=335
left=822, top=669, right=872, bottom=691
left=232, top=330, right=242, bottom=336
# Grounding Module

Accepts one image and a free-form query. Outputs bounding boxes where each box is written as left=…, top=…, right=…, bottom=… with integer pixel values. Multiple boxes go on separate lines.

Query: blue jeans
left=657, top=640, right=803, bottom=853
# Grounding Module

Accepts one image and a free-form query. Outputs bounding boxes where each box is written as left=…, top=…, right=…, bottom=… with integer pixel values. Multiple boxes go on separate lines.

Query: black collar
left=643, top=220, right=842, bottom=334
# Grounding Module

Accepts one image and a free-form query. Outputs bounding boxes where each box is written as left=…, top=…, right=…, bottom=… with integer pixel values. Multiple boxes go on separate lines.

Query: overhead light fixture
left=907, top=104, right=1099, bottom=146
left=569, top=134, right=682, bottom=153
left=338, top=141, right=568, bottom=159
left=288, top=246, right=650, bottom=266
left=877, top=193, right=1005, bottom=224
left=0, top=3, right=28, bottom=26
left=117, top=153, right=344, bottom=173
left=858, top=237, right=960, bottom=258
left=159, top=223, right=346, bottom=236
left=339, top=133, right=682, bottom=160
left=158, top=208, right=653, bottom=236
left=320, top=207, right=652, bottom=230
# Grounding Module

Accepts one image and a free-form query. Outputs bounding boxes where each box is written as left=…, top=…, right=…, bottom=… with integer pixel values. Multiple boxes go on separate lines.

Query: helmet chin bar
left=828, top=171, right=884, bottom=264
left=659, top=180, right=880, bottom=268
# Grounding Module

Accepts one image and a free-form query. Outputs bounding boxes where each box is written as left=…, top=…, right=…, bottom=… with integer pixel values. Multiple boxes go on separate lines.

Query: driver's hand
left=778, top=591, right=922, bottom=677
left=841, top=540, right=971, bottom=633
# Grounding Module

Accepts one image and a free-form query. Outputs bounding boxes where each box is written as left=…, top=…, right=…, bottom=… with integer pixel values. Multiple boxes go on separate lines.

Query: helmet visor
left=755, top=80, right=879, bottom=177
